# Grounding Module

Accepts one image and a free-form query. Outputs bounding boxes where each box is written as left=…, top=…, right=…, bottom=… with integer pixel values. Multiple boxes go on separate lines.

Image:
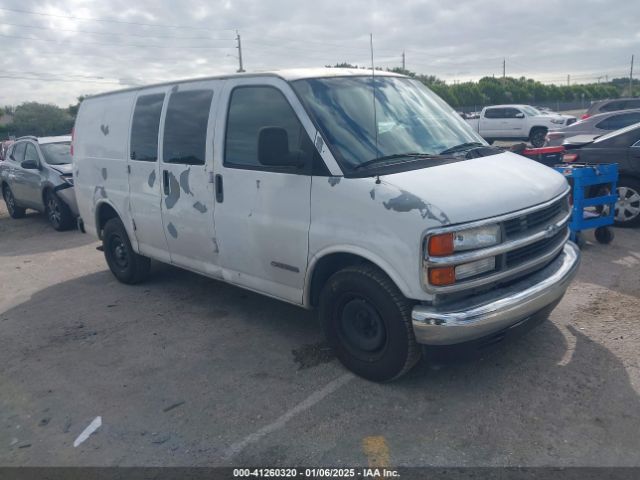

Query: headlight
left=425, top=224, right=501, bottom=287
left=428, top=224, right=500, bottom=256
left=550, top=119, right=565, bottom=125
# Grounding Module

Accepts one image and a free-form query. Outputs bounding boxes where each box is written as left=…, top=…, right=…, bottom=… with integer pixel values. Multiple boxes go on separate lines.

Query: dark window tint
left=484, top=108, right=504, bottom=119
left=131, top=93, right=164, bottom=161
left=12, top=142, right=26, bottom=162
left=225, top=86, right=311, bottom=169
left=596, top=113, right=640, bottom=130
left=24, top=143, right=39, bottom=162
left=163, top=89, right=213, bottom=165
left=601, top=101, right=624, bottom=112
left=503, top=108, right=522, bottom=118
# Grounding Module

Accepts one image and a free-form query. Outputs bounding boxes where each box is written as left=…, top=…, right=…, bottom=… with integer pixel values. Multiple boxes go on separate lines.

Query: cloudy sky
left=0, top=0, right=638, bottom=107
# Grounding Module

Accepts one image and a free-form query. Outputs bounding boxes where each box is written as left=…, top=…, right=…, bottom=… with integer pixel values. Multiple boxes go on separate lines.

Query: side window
left=224, top=86, right=313, bottom=170
left=628, top=100, right=640, bottom=109
left=503, top=108, right=521, bottom=118
left=163, top=89, right=213, bottom=165
left=484, top=108, right=503, bottom=119
left=12, top=143, right=26, bottom=163
left=601, top=101, right=622, bottom=113
left=131, top=93, right=165, bottom=161
left=597, top=114, right=640, bottom=130
left=24, top=143, right=39, bottom=163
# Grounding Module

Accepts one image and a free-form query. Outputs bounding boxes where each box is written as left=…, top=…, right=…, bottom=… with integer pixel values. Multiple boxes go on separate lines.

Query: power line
left=0, top=21, right=234, bottom=41
left=0, top=6, right=235, bottom=30
left=0, top=75, right=125, bottom=85
left=0, top=33, right=234, bottom=49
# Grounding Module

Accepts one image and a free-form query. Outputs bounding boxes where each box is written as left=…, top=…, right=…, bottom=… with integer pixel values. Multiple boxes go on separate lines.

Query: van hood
left=379, top=151, right=568, bottom=226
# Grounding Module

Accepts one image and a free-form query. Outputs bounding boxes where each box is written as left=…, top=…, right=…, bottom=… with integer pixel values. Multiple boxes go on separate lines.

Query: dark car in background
left=583, top=98, right=640, bottom=119
left=563, top=123, right=640, bottom=227
left=546, top=109, right=640, bottom=146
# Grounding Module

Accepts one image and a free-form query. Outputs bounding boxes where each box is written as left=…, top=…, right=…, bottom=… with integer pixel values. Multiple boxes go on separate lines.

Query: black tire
left=45, top=190, right=75, bottom=231
left=2, top=185, right=26, bottom=218
left=318, top=264, right=421, bottom=382
left=103, top=217, right=150, bottom=284
left=594, top=227, right=614, bottom=244
left=529, top=128, right=547, bottom=148
left=614, top=177, right=640, bottom=228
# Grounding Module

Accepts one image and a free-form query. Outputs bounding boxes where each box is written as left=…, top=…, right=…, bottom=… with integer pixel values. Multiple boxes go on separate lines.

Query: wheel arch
left=529, top=125, right=549, bottom=137
left=94, top=200, right=122, bottom=240
left=304, top=246, right=414, bottom=308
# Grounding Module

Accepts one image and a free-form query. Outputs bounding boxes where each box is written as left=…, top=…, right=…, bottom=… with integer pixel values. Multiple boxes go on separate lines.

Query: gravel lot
left=0, top=201, right=639, bottom=467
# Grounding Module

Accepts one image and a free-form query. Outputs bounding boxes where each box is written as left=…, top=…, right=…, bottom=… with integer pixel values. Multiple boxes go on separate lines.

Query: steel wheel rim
left=338, top=296, right=386, bottom=353
left=615, top=186, right=640, bottom=222
left=110, top=234, right=129, bottom=270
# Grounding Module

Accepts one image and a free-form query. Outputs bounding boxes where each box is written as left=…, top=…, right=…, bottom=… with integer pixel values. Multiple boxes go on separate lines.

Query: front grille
left=504, top=199, right=565, bottom=237
left=505, top=227, right=567, bottom=268
left=424, top=193, right=571, bottom=293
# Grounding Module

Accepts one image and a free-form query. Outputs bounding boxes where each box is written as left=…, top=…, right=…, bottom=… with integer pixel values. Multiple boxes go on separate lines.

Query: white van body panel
left=212, top=77, right=315, bottom=304
left=74, top=91, right=138, bottom=250
left=157, top=79, right=223, bottom=278
left=126, top=85, right=171, bottom=263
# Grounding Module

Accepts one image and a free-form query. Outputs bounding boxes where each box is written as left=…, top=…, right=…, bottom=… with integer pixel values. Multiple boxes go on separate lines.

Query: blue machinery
left=553, top=163, right=618, bottom=246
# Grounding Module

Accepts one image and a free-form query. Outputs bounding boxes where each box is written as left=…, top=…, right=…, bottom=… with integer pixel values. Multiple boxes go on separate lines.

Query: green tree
left=11, top=102, right=74, bottom=137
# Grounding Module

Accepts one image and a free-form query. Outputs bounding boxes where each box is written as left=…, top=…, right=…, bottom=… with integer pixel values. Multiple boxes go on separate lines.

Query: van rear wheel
left=318, top=264, right=421, bottom=382
left=103, top=217, right=150, bottom=284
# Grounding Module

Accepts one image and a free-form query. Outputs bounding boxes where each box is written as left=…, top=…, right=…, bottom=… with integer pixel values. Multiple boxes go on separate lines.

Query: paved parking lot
left=1, top=202, right=639, bottom=467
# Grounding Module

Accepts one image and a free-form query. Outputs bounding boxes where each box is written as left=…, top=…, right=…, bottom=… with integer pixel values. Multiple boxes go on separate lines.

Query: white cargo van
left=73, top=69, right=580, bottom=381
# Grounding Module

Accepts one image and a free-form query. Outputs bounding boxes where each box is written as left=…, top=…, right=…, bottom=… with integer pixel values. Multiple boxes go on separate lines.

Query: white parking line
left=73, top=416, right=102, bottom=448
left=223, top=373, right=354, bottom=460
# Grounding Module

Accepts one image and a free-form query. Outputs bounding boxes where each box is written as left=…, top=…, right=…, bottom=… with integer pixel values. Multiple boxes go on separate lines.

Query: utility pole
left=630, top=54, right=635, bottom=96
left=567, top=74, right=570, bottom=86
left=502, top=58, right=505, bottom=79
left=401, top=51, right=405, bottom=70
left=235, top=30, right=245, bottom=73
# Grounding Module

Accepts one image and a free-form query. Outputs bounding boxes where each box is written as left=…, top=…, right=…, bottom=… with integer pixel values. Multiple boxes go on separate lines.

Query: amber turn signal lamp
left=428, top=233, right=454, bottom=256
left=429, top=267, right=456, bottom=286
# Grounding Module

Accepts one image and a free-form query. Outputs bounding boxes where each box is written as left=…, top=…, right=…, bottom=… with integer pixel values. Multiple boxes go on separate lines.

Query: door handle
left=163, top=170, right=170, bottom=195
left=215, top=174, right=223, bottom=203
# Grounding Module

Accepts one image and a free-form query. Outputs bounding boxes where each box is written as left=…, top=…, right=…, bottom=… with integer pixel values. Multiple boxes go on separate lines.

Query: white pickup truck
left=73, top=70, right=580, bottom=382
left=466, top=104, right=577, bottom=147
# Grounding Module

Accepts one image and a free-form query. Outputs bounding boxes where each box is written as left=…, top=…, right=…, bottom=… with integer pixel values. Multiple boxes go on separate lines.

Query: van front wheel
left=103, top=218, right=150, bottom=284
left=318, top=265, right=421, bottom=382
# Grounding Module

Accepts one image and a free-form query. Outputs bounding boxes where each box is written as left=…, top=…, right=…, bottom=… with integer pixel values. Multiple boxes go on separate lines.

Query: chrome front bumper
left=412, top=241, right=580, bottom=345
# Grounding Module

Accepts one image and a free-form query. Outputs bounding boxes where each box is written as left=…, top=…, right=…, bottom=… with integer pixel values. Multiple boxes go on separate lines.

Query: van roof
left=85, top=68, right=405, bottom=99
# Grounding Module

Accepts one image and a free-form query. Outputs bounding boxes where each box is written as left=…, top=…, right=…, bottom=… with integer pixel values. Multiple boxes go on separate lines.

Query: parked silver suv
left=0, top=135, right=78, bottom=230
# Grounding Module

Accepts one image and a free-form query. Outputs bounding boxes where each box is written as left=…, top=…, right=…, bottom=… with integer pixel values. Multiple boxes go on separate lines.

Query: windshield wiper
left=439, top=142, right=485, bottom=155
left=354, top=152, right=436, bottom=170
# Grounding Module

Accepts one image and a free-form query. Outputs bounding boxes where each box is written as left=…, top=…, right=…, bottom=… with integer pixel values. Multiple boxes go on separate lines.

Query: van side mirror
left=515, top=112, right=525, bottom=119
left=258, top=127, right=302, bottom=168
left=21, top=159, right=39, bottom=169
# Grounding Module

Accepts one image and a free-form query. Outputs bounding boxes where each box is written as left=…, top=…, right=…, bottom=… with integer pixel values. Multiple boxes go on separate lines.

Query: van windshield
left=291, top=76, right=485, bottom=171
left=40, top=142, right=71, bottom=165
